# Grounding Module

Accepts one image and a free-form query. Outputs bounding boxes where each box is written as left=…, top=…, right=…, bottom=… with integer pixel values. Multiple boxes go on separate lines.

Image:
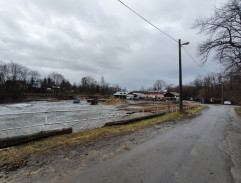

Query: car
left=133, top=97, right=139, bottom=101
left=224, top=101, right=231, bottom=105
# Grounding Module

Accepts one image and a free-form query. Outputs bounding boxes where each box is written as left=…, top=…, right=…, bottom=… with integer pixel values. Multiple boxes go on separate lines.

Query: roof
left=167, top=92, right=179, bottom=96
left=113, top=91, right=130, bottom=96
left=148, top=90, right=164, bottom=93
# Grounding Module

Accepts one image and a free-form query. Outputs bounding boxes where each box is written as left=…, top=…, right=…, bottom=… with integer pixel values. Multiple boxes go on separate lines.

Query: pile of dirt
left=103, top=98, right=124, bottom=105
left=47, top=98, right=60, bottom=102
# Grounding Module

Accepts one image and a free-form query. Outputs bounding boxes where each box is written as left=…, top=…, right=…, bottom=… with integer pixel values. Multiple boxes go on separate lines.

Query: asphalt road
left=62, top=105, right=241, bottom=183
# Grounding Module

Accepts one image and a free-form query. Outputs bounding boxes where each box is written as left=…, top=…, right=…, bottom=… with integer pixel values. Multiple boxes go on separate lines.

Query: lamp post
left=179, top=39, right=189, bottom=112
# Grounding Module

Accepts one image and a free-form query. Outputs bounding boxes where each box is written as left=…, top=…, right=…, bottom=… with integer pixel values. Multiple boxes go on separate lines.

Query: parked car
left=73, top=98, right=80, bottom=103
left=133, top=97, right=139, bottom=101
left=224, top=101, right=231, bottom=105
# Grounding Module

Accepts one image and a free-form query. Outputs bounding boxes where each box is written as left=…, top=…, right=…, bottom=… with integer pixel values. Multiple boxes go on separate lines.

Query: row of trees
left=140, top=0, right=240, bottom=105
left=151, top=73, right=240, bottom=104
left=179, top=0, right=241, bottom=104
left=0, top=61, right=122, bottom=100
left=182, top=73, right=241, bottom=104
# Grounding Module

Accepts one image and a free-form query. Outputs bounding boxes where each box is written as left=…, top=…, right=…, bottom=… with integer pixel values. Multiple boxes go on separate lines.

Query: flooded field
left=0, top=100, right=127, bottom=138
left=0, top=99, right=195, bottom=139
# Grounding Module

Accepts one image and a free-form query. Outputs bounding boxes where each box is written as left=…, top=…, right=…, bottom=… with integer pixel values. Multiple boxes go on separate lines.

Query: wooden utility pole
left=179, top=39, right=183, bottom=112
left=179, top=39, right=189, bottom=112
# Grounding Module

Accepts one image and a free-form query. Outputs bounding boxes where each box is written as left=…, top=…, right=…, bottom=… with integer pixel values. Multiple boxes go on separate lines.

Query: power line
left=118, top=0, right=178, bottom=43
left=182, top=46, right=208, bottom=74
left=118, top=0, right=208, bottom=75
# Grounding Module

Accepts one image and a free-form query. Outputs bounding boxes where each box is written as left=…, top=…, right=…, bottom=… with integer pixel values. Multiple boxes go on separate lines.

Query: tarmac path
left=62, top=105, right=241, bottom=183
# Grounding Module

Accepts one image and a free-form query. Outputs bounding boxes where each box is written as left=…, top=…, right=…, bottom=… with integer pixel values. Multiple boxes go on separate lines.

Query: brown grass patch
left=235, top=107, right=241, bottom=116
left=102, top=98, right=125, bottom=105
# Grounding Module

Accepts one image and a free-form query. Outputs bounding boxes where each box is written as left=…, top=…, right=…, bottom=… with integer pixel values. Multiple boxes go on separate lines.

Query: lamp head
left=182, top=42, right=190, bottom=45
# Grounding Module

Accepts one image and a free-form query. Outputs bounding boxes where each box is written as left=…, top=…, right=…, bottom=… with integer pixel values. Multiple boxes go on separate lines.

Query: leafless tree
left=166, top=84, right=176, bottom=92
left=193, top=0, right=241, bottom=73
left=18, top=66, right=30, bottom=83
left=81, top=76, right=96, bottom=88
left=0, top=61, right=8, bottom=85
left=6, top=62, right=22, bottom=81
left=29, top=70, right=41, bottom=82
left=153, top=80, right=166, bottom=91
left=48, top=72, right=65, bottom=87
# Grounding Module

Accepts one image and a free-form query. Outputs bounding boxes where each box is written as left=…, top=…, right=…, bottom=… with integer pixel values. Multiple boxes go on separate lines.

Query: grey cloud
left=0, top=0, right=226, bottom=89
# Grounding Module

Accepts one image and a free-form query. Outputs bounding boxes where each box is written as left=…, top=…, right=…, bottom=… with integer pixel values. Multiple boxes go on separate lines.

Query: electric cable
left=118, top=0, right=178, bottom=43
left=118, top=0, right=207, bottom=75
left=182, top=46, right=208, bottom=74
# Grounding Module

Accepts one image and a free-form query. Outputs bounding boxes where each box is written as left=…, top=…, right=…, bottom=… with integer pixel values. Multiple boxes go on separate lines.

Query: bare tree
left=19, top=66, right=30, bottom=83
left=6, top=62, right=22, bottom=81
left=100, top=76, right=106, bottom=88
left=48, top=72, right=65, bottom=87
left=29, top=70, right=41, bottom=82
left=81, top=76, right=96, bottom=88
left=153, top=80, right=166, bottom=91
left=166, top=84, right=176, bottom=92
left=0, top=61, right=8, bottom=85
left=193, top=0, right=241, bottom=73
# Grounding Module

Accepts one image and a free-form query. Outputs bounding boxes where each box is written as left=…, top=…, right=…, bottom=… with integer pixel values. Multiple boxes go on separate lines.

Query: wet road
left=63, top=105, right=241, bottom=183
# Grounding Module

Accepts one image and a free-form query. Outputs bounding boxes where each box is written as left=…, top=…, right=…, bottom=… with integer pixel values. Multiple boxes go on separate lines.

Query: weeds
left=235, top=107, right=241, bottom=116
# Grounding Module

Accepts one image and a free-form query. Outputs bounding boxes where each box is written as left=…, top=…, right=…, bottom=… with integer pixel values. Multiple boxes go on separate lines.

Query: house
left=148, top=90, right=163, bottom=95
left=126, top=93, right=134, bottom=100
left=126, top=92, right=143, bottom=99
left=148, top=90, right=165, bottom=99
left=32, top=81, right=41, bottom=88
left=164, top=92, right=179, bottom=98
left=113, top=91, right=130, bottom=99
left=163, top=92, right=180, bottom=101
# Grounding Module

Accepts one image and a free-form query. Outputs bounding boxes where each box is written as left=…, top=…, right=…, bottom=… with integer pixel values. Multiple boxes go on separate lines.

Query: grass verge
left=0, top=105, right=205, bottom=173
left=235, top=107, right=241, bottom=116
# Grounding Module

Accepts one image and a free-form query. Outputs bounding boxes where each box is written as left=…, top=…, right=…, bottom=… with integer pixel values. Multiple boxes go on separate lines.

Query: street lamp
left=179, top=39, right=189, bottom=112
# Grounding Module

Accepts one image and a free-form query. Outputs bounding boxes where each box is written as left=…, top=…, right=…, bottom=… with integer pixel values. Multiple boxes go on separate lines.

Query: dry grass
left=47, top=98, right=61, bottom=102
left=235, top=107, right=241, bottom=116
left=124, top=102, right=198, bottom=112
left=102, top=98, right=124, bottom=105
left=0, top=105, right=205, bottom=173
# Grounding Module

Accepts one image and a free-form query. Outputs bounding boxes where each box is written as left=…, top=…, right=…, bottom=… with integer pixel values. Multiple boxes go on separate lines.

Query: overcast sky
left=0, top=0, right=228, bottom=90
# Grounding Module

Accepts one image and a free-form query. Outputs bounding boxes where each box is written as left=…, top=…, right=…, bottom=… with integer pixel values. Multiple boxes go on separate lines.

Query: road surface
left=62, top=105, right=241, bottom=183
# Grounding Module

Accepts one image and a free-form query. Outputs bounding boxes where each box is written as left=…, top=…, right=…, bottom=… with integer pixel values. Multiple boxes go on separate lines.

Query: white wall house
left=113, top=92, right=130, bottom=99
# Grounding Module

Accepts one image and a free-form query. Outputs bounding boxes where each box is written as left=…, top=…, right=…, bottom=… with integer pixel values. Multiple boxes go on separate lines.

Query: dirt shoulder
left=0, top=107, right=206, bottom=183
left=235, top=106, right=241, bottom=116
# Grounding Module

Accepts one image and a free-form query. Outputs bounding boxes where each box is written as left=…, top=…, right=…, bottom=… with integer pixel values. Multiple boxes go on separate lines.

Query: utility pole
left=178, top=39, right=189, bottom=112
left=219, top=76, right=224, bottom=105
left=221, top=83, right=224, bottom=104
